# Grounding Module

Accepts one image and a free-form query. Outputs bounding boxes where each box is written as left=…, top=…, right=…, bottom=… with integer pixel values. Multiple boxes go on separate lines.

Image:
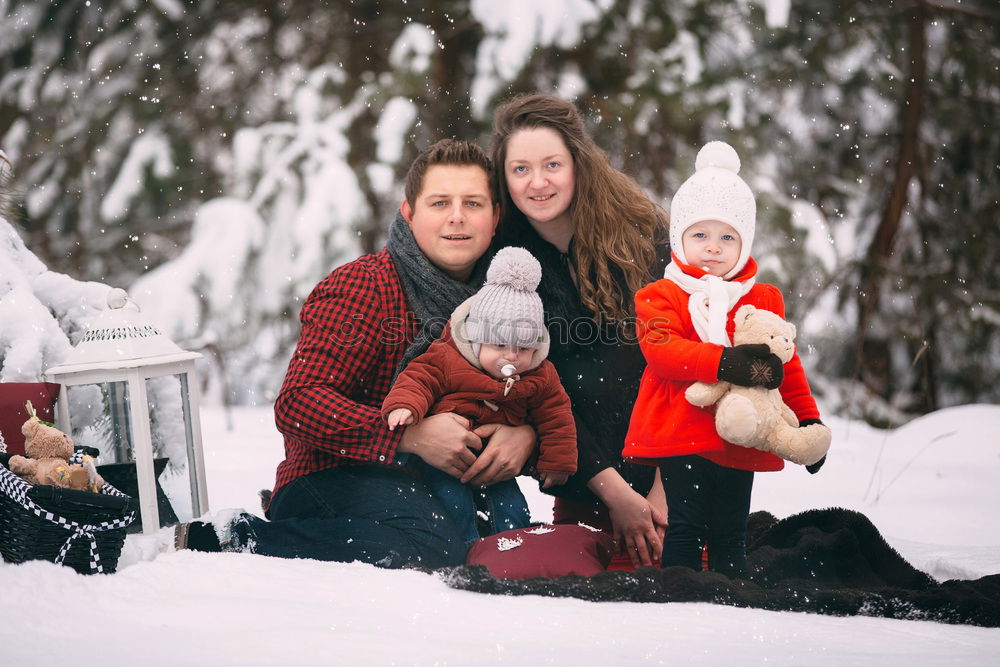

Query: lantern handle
left=107, top=288, right=141, bottom=312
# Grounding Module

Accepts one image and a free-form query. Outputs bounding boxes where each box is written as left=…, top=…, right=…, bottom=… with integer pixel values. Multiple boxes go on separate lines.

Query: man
left=177, top=139, right=535, bottom=567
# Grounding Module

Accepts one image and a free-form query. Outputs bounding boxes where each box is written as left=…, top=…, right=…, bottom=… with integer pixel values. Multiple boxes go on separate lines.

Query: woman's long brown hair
left=490, top=93, right=665, bottom=322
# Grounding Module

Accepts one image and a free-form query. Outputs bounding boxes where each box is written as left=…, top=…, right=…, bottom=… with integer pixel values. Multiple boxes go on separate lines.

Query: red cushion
left=551, top=496, right=663, bottom=572
left=0, top=382, right=61, bottom=456
left=466, top=523, right=614, bottom=579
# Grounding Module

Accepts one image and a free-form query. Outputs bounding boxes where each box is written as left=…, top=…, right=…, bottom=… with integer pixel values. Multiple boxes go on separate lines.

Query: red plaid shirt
left=272, top=249, right=417, bottom=494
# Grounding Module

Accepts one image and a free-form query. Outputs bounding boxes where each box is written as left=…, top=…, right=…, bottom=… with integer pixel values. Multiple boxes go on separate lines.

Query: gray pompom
left=486, top=246, right=542, bottom=291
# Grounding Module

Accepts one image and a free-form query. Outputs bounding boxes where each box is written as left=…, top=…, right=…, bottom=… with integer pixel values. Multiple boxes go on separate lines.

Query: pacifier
left=500, top=363, right=517, bottom=377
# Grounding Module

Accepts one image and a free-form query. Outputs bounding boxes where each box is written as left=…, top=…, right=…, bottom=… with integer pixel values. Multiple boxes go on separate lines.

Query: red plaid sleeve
left=272, top=250, right=416, bottom=492
left=379, top=341, right=450, bottom=424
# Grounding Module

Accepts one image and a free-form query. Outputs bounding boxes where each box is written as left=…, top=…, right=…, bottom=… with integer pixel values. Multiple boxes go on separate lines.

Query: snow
left=0, top=217, right=108, bottom=381
left=789, top=199, right=837, bottom=271
left=389, top=22, right=437, bottom=74
left=130, top=197, right=266, bottom=343
left=374, top=97, right=418, bottom=164
left=469, top=0, right=607, bottom=115
left=150, top=0, right=185, bottom=21
left=2, top=403, right=998, bottom=664
left=758, top=0, right=791, bottom=29
left=100, top=131, right=173, bottom=222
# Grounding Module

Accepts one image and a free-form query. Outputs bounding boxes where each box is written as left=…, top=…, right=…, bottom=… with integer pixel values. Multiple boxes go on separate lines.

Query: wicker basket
left=98, top=457, right=179, bottom=533
left=0, top=453, right=137, bottom=574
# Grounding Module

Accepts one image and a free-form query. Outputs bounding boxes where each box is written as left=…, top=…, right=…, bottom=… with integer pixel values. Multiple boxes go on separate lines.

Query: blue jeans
left=421, top=463, right=531, bottom=545
left=233, top=465, right=467, bottom=569
left=659, top=455, right=754, bottom=578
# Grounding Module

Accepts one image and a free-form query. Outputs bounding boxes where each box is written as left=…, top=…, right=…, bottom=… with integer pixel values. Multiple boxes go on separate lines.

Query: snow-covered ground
left=3, top=404, right=999, bottom=665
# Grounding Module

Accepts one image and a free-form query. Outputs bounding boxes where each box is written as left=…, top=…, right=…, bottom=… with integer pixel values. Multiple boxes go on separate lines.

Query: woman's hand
left=607, top=492, right=665, bottom=568
left=646, top=467, right=668, bottom=546
left=588, top=468, right=665, bottom=568
left=462, top=423, right=536, bottom=486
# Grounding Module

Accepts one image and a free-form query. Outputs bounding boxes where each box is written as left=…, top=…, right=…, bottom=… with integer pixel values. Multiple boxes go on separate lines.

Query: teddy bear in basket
left=685, top=305, right=831, bottom=467
left=7, top=401, right=104, bottom=492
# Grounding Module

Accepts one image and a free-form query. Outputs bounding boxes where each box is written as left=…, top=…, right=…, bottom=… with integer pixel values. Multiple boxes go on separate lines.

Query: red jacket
left=382, top=327, right=578, bottom=475
left=623, top=262, right=821, bottom=472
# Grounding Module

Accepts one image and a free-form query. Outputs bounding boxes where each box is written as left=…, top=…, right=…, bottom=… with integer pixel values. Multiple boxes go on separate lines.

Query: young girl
left=624, top=141, right=828, bottom=578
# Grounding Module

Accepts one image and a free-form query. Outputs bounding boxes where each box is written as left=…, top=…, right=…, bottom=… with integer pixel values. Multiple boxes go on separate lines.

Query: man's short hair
left=404, top=139, right=496, bottom=208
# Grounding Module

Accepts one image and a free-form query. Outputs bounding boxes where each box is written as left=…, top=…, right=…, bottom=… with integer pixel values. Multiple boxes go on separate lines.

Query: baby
left=383, top=246, right=577, bottom=544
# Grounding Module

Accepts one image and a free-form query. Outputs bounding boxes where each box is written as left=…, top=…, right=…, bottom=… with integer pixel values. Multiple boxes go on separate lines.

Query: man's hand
left=398, top=412, right=482, bottom=479
left=462, top=423, right=536, bottom=486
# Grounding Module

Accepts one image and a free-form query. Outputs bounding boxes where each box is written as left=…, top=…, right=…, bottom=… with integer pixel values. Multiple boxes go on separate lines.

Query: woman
left=490, top=93, right=670, bottom=567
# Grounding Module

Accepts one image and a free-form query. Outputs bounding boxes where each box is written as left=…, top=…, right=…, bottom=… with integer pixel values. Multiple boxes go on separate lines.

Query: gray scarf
left=385, top=210, right=489, bottom=377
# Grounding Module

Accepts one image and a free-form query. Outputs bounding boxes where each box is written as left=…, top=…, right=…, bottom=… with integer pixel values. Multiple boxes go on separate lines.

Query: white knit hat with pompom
left=669, top=141, right=756, bottom=278
left=465, top=246, right=546, bottom=349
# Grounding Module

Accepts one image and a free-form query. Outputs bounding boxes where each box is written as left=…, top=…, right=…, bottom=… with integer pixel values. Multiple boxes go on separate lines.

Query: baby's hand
left=539, top=471, right=569, bottom=489
left=386, top=408, right=414, bottom=431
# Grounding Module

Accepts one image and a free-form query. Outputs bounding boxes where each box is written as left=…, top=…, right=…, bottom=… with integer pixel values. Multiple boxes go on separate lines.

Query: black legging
left=659, top=454, right=754, bottom=577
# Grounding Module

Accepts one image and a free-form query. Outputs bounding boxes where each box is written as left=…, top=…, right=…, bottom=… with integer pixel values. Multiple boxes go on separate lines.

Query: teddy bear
left=685, top=305, right=831, bottom=466
left=7, top=401, right=104, bottom=492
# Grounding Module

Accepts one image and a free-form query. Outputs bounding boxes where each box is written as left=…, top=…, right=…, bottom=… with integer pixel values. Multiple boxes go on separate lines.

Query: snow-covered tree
left=3, top=1, right=998, bottom=422
left=0, top=152, right=110, bottom=381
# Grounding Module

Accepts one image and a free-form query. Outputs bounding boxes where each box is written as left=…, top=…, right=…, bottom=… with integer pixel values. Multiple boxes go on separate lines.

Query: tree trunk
left=855, top=2, right=928, bottom=395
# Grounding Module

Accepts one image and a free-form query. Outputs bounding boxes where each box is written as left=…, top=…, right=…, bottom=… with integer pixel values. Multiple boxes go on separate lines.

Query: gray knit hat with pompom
left=465, top=246, right=546, bottom=349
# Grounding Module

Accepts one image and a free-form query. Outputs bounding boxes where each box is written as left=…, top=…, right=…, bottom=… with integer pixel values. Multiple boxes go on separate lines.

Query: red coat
left=382, top=331, right=578, bottom=475
left=623, top=264, right=821, bottom=472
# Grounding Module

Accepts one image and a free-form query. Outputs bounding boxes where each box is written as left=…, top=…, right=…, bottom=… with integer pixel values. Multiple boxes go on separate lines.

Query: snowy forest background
left=2, top=0, right=999, bottom=427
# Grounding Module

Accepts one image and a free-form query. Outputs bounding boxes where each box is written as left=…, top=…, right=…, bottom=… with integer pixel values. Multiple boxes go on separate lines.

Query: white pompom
left=487, top=246, right=542, bottom=291
left=694, top=141, right=741, bottom=174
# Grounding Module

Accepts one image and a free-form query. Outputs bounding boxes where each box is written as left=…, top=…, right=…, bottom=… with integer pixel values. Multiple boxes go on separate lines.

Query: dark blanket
left=439, top=508, right=1000, bottom=627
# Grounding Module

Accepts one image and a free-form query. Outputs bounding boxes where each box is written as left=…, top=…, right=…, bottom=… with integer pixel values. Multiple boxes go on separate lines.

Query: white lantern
left=45, top=288, right=209, bottom=535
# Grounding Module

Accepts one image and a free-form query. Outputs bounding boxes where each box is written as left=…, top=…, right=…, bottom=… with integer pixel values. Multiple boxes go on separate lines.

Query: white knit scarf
left=663, top=261, right=755, bottom=346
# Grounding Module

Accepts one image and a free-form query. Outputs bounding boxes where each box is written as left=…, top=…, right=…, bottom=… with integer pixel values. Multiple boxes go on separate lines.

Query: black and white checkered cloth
left=0, top=463, right=136, bottom=573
